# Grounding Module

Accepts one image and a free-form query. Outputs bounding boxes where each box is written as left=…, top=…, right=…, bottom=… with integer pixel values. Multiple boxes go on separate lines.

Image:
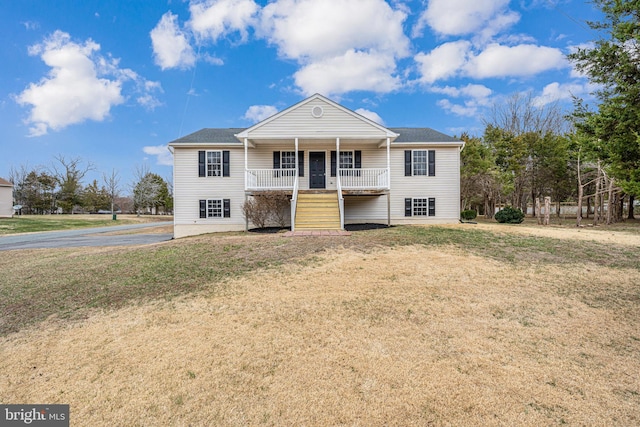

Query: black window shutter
left=223, top=199, right=231, bottom=218
left=428, top=150, right=435, bottom=176
left=354, top=150, right=362, bottom=168
left=428, top=198, right=436, bottom=216
left=330, top=151, right=337, bottom=177
left=298, top=151, right=304, bottom=177
left=405, top=198, right=412, bottom=217
left=198, top=151, right=206, bottom=177
left=404, top=150, right=412, bottom=176
left=273, top=151, right=280, bottom=169
left=222, top=151, right=230, bottom=177
left=199, top=200, right=206, bottom=218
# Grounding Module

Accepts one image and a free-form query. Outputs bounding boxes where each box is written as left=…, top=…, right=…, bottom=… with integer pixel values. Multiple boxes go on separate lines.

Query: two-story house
left=169, top=94, right=464, bottom=238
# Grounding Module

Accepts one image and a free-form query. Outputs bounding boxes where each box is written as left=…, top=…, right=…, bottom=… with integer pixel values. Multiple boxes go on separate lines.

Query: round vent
left=311, top=106, right=324, bottom=118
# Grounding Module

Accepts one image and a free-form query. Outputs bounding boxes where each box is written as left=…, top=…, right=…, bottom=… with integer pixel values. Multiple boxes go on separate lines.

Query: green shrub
left=494, top=206, right=525, bottom=224
left=460, top=210, right=477, bottom=221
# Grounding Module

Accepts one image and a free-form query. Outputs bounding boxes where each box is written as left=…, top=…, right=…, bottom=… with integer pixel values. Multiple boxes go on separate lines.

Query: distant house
left=169, top=94, right=464, bottom=238
left=0, top=177, right=14, bottom=218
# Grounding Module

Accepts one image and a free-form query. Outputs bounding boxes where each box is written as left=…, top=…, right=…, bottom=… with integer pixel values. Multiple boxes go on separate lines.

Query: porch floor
left=283, top=230, right=351, bottom=237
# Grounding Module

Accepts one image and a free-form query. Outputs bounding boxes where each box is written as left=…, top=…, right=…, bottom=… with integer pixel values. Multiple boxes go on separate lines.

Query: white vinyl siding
left=390, top=146, right=460, bottom=223
left=247, top=98, right=390, bottom=139
left=173, top=147, right=245, bottom=237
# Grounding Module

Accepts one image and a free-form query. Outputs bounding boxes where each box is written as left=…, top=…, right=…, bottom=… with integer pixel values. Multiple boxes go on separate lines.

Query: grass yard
left=0, top=214, right=172, bottom=235
left=1, top=223, right=639, bottom=425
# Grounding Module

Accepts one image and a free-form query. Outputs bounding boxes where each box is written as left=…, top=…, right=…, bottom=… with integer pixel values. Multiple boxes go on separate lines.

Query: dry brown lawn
left=1, top=224, right=639, bottom=426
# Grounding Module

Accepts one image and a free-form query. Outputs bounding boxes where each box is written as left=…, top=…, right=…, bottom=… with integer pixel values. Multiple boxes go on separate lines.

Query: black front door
left=309, top=152, right=326, bottom=189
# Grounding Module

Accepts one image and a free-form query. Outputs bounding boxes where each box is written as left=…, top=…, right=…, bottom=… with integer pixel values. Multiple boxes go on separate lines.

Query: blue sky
left=1, top=0, right=602, bottom=190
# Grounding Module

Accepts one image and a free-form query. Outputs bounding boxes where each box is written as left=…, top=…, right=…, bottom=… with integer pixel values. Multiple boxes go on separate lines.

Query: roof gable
left=236, top=94, right=397, bottom=140
left=0, top=177, right=13, bottom=187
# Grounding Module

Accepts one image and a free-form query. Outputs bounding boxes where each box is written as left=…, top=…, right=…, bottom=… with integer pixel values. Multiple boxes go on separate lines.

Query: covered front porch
left=241, top=137, right=393, bottom=231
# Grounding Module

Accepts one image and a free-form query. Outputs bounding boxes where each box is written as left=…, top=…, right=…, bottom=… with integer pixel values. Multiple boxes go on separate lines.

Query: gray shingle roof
left=169, top=127, right=460, bottom=145
left=389, top=128, right=461, bottom=143
left=169, top=128, right=244, bottom=145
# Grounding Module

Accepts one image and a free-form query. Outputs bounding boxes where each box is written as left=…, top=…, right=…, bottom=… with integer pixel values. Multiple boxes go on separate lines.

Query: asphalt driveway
left=0, top=222, right=173, bottom=251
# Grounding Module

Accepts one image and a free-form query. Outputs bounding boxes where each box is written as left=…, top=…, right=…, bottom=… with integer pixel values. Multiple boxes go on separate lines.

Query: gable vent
left=311, top=106, right=324, bottom=118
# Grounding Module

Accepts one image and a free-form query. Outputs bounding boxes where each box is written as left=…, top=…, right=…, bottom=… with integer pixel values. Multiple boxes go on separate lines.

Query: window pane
left=207, top=151, right=221, bottom=177
left=413, top=150, right=427, bottom=176
left=281, top=151, right=296, bottom=169
left=339, top=151, right=353, bottom=169
left=207, top=199, right=222, bottom=217
left=413, top=198, right=428, bottom=216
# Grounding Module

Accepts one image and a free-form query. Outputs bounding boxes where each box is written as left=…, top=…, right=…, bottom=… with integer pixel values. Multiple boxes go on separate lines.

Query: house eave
left=386, top=141, right=465, bottom=148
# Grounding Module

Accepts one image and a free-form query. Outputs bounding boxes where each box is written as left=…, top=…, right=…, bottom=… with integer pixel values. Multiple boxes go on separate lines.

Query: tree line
left=462, top=0, right=638, bottom=224
left=8, top=156, right=173, bottom=215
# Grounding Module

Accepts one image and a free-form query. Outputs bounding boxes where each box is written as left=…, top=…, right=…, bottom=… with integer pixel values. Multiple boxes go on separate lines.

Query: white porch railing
left=246, top=168, right=390, bottom=190
left=246, top=169, right=296, bottom=190
left=339, top=168, right=389, bottom=189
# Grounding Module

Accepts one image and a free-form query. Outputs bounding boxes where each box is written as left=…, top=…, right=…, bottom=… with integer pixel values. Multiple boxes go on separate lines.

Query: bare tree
left=102, top=169, right=121, bottom=216
left=485, top=92, right=569, bottom=135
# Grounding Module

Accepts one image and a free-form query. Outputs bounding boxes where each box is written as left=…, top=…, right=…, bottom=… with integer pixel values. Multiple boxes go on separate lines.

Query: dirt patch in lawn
left=1, top=245, right=638, bottom=426
left=455, top=221, right=640, bottom=247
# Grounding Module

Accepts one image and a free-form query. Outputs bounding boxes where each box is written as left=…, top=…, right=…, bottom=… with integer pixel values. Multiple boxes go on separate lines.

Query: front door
left=309, top=152, right=326, bottom=189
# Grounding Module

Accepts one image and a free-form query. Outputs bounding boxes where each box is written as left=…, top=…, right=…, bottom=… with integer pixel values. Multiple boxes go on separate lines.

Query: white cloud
left=294, top=50, right=401, bottom=96
left=414, top=0, right=518, bottom=38
left=258, top=0, right=408, bottom=96
left=189, top=0, right=258, bottom=42
left=415, top=42, right=567, bottom=84
left=16, top=31, right=162, bottom=136
left=430, top=83, right=492, bottom=101
left=16, top=31, right=124, bottom=136
left=432, top=84, right=493, bottom=117
left=143, top=145, right=173, bottom=166
left=355, top=108, right=385, bottom=125
left=244, top=105, right=278, bottom=122
left=466, top=43, right=567, bottom=78
left=531, top=81, right=597, bottom=107
left=259, top=0, right=409, bottom=61
left=437, top=99, right=480, bottom=117
left=415, top=41, right=471, bottom=84
left=151, top=12, right=196, bottom=70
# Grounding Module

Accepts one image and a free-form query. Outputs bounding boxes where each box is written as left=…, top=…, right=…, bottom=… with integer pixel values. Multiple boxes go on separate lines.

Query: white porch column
left=244, top=138, right=248, bottom=191
left=386, top=137, right=391, bottom=189
left=295, top=137, right=299, bottom=176
left=336, top=137, right=340, bottom=167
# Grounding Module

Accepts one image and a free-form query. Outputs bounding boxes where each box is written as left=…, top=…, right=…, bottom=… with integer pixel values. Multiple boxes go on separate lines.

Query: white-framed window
left=412, top=150, right=427, bottom=176
left=339, top=151, right=354, bottom=169
left=207, top=151, right=222, bottom=177
left=405, top=197, right=436, bottom=217
left=199, top=198, right=230, bottom=219
left=281, top=151, right=296, bottom=169
left=413, top=198, right=428, bottom=216
left=207, top=199, right=222, bottom=217
left=405, top=150, right=435, bottom=177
